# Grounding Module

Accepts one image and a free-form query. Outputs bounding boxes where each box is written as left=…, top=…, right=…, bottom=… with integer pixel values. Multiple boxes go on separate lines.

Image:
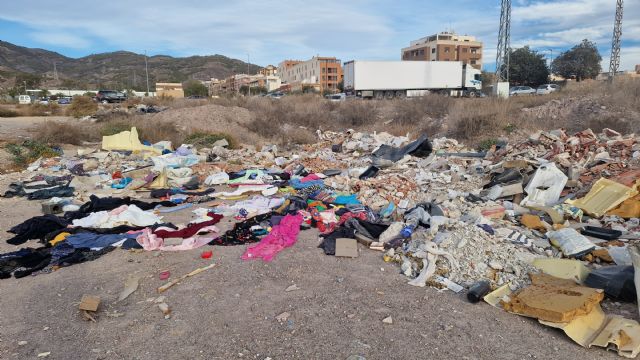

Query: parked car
left=95, top=90, right=127, bottom=103
left=509, top=86, right=536, bottom=96
left=39, top=97, right=50, bottom=105
left=57, top=97, right=72, bottom=105
left=325, top=93, right=346, bottom=102
left=266, top=92, right=285, bottom=99
left=536, top=84, right=560, bottom=95
left=18, top=95, right=31, bottom=104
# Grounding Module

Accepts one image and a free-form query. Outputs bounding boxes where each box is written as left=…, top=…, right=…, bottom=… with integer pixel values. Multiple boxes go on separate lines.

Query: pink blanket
left=241, top=214, right=303, bottom=262
left=136, top=225, right=220, bottom=251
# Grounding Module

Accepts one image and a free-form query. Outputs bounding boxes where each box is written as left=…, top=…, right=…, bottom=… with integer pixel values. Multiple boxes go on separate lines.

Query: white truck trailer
left=343, top=60, right=482, bottom=99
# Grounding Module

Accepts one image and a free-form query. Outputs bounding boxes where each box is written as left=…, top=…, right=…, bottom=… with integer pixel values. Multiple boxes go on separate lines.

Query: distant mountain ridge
left=0, top=40, right=260, bottom=90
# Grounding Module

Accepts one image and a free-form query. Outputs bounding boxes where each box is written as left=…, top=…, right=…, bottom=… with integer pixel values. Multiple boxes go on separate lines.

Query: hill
left=0, top=40, right=260, bottom=91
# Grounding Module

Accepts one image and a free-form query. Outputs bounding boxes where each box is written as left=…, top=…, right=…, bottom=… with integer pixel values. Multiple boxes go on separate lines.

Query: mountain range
left=0, top=40, right=260, bottom=91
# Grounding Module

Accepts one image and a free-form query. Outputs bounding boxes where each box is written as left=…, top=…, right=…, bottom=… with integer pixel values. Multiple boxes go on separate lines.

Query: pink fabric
left=109, top=205, right=129, bottom=215
left=241, top=213, right=303, bottom=262
left=300, top=174, right=321, bottom=183
left=136, top=225, right=220, bottom=251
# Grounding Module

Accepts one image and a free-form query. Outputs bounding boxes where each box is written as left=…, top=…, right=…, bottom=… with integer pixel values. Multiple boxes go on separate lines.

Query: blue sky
left=1, top=0, right=638, bottom=71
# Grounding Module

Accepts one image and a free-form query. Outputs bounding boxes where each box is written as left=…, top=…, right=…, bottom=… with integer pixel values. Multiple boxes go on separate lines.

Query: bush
left=336, top=101, right=379, bottom=127
left=5, top=140, right=61, bottom=165
left=100, top=122, right=133, bottom=137
left=34, top=121, right=98, bottom=145
left=67, top=96, right=98, bottom=117
left=0, top=108, right=19, bottom=117
left=450, top=98, right=510, bottom=139
left=184, top=131, right=238, bottom=149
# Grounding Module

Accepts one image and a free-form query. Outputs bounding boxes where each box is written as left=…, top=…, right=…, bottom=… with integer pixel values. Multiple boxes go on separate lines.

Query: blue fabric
left=111, top=177, right=133, bottom=189
left=334, top=194, right=361, bottom=205
left=289, top=179, right=325, bottom=190
left=65, top=233, right=139, bottom=249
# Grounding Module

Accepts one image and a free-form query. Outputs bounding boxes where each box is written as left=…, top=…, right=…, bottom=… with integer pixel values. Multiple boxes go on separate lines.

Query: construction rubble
left=2, top=125, right=640, bottom=356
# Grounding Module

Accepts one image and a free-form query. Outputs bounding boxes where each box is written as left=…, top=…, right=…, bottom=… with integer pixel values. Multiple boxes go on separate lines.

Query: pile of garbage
left=2, top=125, right=640, bottom=356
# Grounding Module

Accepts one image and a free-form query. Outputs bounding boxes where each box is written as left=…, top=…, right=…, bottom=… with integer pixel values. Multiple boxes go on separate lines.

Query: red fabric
left=153, top=213, right=223, bottom=239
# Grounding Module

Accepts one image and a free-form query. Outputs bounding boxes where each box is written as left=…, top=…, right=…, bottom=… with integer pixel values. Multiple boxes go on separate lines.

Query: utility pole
left=247, top=53, right=250, bottom=97
left=495, top=0, right=511, bottom=84
left=547, top=49, right=553, bottom=69
left=144, top=50, right=150, bottom=95
left=23, top=81, right=27, bottom=95
left=608, top=0, right=623, bottom=83
left=53, top=62, right=58, bottom=81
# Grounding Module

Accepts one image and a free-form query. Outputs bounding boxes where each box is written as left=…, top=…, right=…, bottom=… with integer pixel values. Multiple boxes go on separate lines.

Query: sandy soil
left=0, top=116, right=71, bottom=140
left=0, top=115, right=631, bottom=359
left=0, top=192, right=630, bottom=360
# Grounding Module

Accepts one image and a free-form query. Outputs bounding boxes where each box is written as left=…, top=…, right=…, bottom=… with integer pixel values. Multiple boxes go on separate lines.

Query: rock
left=285, top=284, right=300, bottom=292
left=382, top=316, right=393, bottom=324
left=18, top=341, right=27, bottom=346
left=489, top=260, right=504, bottom=271
left=276, top=312, right=290, bottom=322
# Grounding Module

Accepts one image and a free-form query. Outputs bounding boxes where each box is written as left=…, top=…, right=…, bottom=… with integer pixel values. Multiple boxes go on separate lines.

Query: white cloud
left=29, top=31, right=91, bottom=49
left=0, top=0, right=639, bottom=70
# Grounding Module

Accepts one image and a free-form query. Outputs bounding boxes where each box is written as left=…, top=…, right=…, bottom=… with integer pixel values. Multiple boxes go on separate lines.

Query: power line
left=608, top=0, right=623, bottom=82
left=495, top=0, right=511, bottom=83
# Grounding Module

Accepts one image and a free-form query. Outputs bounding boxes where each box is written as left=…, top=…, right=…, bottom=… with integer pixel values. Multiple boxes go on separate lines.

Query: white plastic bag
left=521, top=162, right=568, bottom=207
left=547, top=228, right=594, bottom=257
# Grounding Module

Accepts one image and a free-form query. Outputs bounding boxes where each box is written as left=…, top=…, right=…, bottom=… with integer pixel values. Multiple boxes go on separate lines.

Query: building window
left=419, top=49, right=424, bottom=55
left=444, top=47, right=450, bottom=53
left=462, top=48, right=468, bottom=53
left=471, top=48, right=477, bottom=54
left=431, top=48, right=436, bottom=54
left=322, top=68, right=326, bottom=73
left=470, top=60, right=477, bottom=65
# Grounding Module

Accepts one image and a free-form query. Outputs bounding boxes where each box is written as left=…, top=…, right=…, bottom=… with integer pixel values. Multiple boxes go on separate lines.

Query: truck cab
left=463, top=65, right=482, bottom=97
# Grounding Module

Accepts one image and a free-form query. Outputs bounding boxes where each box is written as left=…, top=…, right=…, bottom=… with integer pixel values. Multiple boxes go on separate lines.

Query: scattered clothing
left=241, top=213, right=303, bottom=262
left=7, top=215, right=71, bottom=245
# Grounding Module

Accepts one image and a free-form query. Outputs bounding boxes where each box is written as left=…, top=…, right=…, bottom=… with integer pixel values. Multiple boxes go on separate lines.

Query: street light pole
left=144, top=50, right=150, bottom=96
left=24, top=81, right=27, bottom=95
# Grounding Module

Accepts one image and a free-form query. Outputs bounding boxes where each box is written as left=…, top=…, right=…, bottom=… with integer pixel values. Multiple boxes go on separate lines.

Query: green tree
left=183, top=80, right=208, bottom=97
left=504, top=46, right=549, bottom=86
left=15, top=73, right=42, bottom=90
left=38, top=89, right=50, bottom=98
left=552, top=39, right=602, bottom=81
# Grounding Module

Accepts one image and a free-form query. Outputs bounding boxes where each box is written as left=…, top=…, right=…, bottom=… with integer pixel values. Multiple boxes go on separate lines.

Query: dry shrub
left=33, top=121, right=100, bottom=145
left=335, top=100, right=379, bottom=128
left=390, top=95, right=453, bottom=125
left=142, top=95, right=176, bottom=107
left=279, top=126, right=317, bottom=145
left=585, top=115, right=634, bottom=134
left=450, top=98, right=510, bottom=139
left=0, top=108, right=19, bottom=117
left=136, top=121, right=185, bottom=145
left=67, top=96, right=98, bottom=117
left=184, top=131, right=238, bottom=149
left=245, top=95, right=338, bottom=139
left=16, top=103, right=62, bottom=116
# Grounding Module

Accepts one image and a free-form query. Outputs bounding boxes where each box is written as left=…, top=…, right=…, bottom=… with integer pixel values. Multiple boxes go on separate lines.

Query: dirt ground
left=0, top=117, right=632, bottom=360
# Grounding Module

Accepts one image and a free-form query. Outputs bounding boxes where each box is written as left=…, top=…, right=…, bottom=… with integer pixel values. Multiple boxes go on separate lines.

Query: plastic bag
left=547, top=228, right=594, bottom=257
left=584, top=265, right=636, bottom=302
left=521, top=162, right=567, bottom=207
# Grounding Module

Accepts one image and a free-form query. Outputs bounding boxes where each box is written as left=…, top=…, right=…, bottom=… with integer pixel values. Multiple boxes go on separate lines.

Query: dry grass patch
left=67, top=96, right=98, bottom=117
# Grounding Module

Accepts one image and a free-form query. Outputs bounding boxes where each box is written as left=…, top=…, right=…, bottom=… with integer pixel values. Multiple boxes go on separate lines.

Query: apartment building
left=401, top=32, right=483, bottom=69
left=155, top=83, right=184, bottom=98
left=258, top=65, right=278, bottom=76
left=277, top=56, right=343, bottom=93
